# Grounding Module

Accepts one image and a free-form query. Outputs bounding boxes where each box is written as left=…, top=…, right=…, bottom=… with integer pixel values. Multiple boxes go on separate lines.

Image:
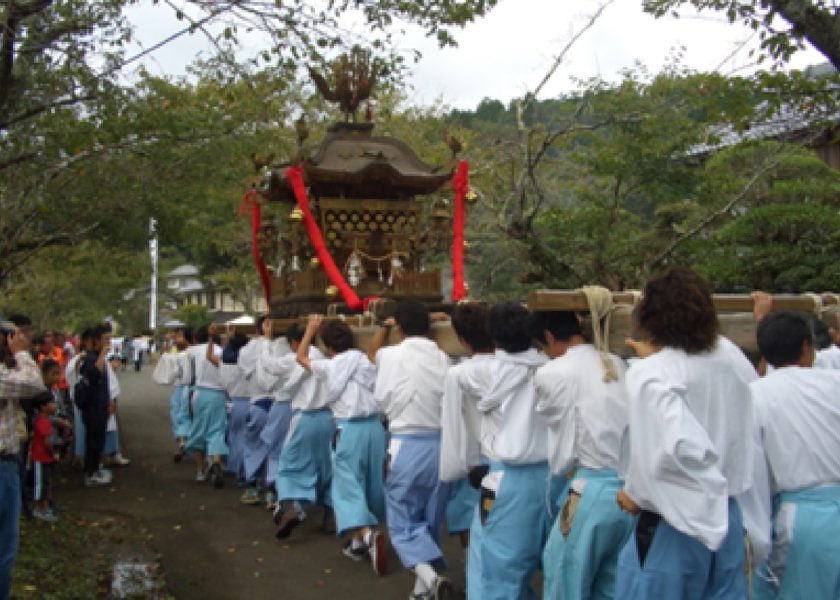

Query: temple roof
left=263, top=122, right=452, bottom=201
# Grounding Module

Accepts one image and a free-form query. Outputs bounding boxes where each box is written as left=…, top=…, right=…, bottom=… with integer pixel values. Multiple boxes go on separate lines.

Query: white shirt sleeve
left=624, top=358, right=729, bottom=551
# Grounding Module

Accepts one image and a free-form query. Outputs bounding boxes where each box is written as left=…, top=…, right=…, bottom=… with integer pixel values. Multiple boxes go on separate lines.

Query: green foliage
left=173, top=304, right=209, bottom=330
left=643, top=0, right=840, bottom=69
left=695, top=142, right=840, bottom=291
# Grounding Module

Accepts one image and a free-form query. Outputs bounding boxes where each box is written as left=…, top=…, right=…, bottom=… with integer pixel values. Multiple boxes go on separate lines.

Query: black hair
left=182, top=327, right=194, bottom=345
left=195, top=325, right=210, bottom=344
left=80, top=329, right=94, bottom=343
left=285, top=323, right=304, bottom=344
left=256, top=315, right=269, bottom=335
left=8, top=314, right=32, bottom=328
left=528, top=311, right=582, bottom=346
left=41, top=358, right=60, bottom=375
left=91, top=325, right=109, bottom=341
left=451, top=304, right=493, bottom=352
left=757, top=311, right=814, bottom=368
left=320, top=320, right=354, bottom=354
left=30, top=391, right=55, bottom=411
left=486, top=302, right=533, bottom=353
left=222, top=332, right=249, bottom=364
left=394, top=298, right=429, bottom=336
left=811, top=315, right=831, bottom=350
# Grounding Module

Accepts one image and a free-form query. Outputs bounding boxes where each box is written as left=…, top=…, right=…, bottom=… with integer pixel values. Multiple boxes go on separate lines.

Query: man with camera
left=0, top=318, right=46, bottom=600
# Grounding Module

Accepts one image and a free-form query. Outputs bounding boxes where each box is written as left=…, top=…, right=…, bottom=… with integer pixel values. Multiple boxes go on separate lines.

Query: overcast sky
left=126, top=0, right=825, bottom=110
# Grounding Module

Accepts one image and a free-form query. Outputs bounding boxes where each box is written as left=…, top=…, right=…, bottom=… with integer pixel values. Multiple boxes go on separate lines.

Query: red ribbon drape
left=451, top=160, right=470, bottom=302
left=285, top=165, right=363, bottom=311
left=239, top=190, right=273, bottom=307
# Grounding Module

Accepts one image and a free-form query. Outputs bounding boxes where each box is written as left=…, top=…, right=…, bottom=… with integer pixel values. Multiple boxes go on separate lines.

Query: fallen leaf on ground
left=173, top=525, right=182, bottom=531
left=23, top=584, right=37, bottom=593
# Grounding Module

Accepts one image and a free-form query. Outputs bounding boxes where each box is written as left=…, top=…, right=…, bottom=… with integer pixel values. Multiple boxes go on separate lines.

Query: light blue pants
left=186, top=387, right=229, bottom=457
left=75, top=407, right=120, bottom=456
left=241, top=399, right=269, bottom=482
left=385, top=431, right=450, bottom=570
left=174, top=385, right=192, bottom=438
left=753, top=485, right=840, bottom=600
left=332, top=415, right=386, bottom=535
left=169, top=385, right=192, bottom=440
left=103, top=427, right=120, bottom=455
left=262, top=401, right=292, bottom=487
left=226, top=397, right=250, bottom=480
left=447, top=477, right=479, bottom=535
left=276, top=409, right=334, bottom=506
left=542, top=468, right=634, bottom=600
left=468, top=461, right=550, bottom=600
left=0, top=458, right=20, bottom=600
left=73, top=403, right=85, bottom=458
left=616, top=498, right=746, bottom=600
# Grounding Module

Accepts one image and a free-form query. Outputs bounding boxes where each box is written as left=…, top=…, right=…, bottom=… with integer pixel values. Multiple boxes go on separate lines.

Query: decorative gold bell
left=310, top=257, right=320, bottom=268
left=289, top=208, right=304, bottom=222
left=325, top=285, right=339, bottom=298
left=465, top=190, right=478, bottom=203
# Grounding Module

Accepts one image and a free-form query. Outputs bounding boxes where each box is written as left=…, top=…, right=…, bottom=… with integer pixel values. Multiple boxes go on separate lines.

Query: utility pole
left=149, top=217, right=158, bottom=331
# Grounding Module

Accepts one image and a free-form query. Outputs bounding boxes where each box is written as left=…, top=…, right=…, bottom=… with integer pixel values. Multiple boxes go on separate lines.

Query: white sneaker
left=195, top=471, right=207, bottom=482
left=85, top=472, right=110, bottom=486
left=113, top=453, right=131, bottom=466
left=96, top=468, right=113, bottom=483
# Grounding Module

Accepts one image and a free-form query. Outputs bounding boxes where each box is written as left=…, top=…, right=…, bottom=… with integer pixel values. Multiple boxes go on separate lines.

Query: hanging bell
left=289, top=208, right=304, bottom=223
left=309, top=256, right=320, bottom=269
left=325, top=285, right=339, bottom=299
left=465, top=190, right=478, bottom=203
left=291, top=256, right=301, bottom=272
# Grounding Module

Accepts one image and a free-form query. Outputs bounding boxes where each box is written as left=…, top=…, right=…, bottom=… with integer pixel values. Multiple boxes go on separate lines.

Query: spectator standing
left=0, top=318, right=46, bottom=599
left=79, top=326, right=113, bottom=486
left=29, top=392, right=58, bottom=522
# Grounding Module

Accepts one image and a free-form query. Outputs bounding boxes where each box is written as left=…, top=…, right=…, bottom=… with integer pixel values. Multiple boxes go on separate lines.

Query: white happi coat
left=373, top=336, right=450, bottom=433
left=439, top=353, right=493, bottom=482
left=621, top=336, right=755, bottom=551
left=534, top=344, right=628, bottom=480
left=477, top=348, right=548, bottom=466
left=310, top=349, right=378, bottom=420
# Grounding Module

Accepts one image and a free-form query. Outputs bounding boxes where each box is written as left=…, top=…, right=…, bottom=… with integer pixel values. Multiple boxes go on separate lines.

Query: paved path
left=60, top=369, right=466, bottom=599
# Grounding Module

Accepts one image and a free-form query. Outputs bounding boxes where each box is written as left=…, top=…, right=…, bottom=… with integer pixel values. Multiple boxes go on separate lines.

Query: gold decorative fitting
left=325, top=285, right=339, bottom=298
left=431, top=200, right=449, bottom=223
left=309, top=257, right=320, bottom=268
left=289, top=208, right=304, bottom=222
left=465, top=190, right=478, bottom=203
left=463, top=240, right=471, bottom=250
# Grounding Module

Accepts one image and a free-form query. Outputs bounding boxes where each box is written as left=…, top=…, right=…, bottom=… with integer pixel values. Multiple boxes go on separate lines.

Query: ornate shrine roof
left=263, top=122, right=452, bottom=201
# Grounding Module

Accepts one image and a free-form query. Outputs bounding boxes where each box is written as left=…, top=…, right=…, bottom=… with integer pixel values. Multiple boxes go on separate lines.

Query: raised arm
left=367, top=317, right=395, bottom=364
left=297, top=314, right=324, bottom=372
left=206, top=324, right=221, bottom=367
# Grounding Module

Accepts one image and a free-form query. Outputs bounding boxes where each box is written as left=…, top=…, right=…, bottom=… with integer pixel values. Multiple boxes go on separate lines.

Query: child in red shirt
left=30, top=392, right=58, bottom=522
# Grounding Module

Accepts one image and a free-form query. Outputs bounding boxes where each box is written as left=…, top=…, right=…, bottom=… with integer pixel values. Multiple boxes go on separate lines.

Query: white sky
left=126, top=0, right=826, bottom=110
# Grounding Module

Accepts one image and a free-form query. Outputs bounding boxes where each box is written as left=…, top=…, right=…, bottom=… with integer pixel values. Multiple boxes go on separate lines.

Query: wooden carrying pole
left=527, top=290, right=840, bottom=358
left=248, top=291, right=840, bottom=359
